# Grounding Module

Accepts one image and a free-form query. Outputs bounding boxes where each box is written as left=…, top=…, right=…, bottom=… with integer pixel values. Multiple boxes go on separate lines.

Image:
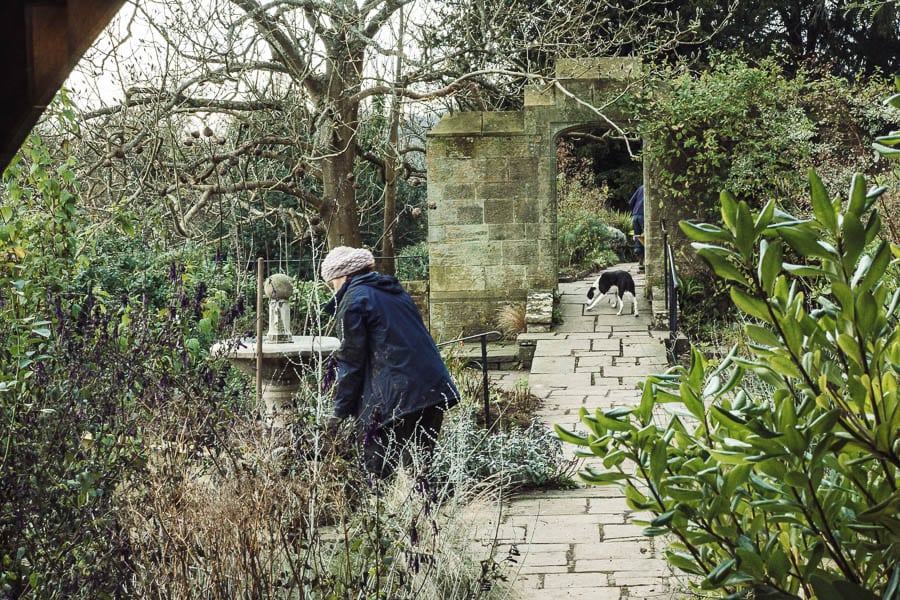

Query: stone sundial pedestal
left=212, top=274, right=340, bottom=427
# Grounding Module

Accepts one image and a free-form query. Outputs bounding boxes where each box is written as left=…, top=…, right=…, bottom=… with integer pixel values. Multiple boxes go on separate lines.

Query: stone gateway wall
left=426, top=113, right=554, bottom=339
left=426, top=58, right=648, bottom=340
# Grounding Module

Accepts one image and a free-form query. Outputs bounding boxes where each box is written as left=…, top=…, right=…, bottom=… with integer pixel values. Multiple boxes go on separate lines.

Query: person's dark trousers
left=632, top=216, right=645, bottom=263
left=361, top=405, right=444, bottom=480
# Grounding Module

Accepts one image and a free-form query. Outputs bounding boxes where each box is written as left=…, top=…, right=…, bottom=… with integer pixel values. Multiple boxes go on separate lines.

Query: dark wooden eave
left=0, top=0, right=126, bottom=170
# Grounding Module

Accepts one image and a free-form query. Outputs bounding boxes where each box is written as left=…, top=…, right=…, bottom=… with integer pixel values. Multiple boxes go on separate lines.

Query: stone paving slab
left=529, top=355, right=576, bottom=374
left=533, top=338, right=592, bottom=356
left=528, top=373, right=593, bottom=390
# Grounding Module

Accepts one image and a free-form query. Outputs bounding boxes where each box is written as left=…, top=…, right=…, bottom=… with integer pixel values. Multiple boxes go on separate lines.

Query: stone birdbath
left=212, top=273, right=340, bottom=427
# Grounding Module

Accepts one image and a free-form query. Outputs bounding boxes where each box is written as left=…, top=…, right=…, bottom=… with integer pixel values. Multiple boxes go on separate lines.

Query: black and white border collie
left=585, top=270, right=639, bottom=316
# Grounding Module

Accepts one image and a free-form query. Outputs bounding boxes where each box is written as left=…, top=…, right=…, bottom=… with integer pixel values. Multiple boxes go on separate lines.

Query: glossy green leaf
left=855, top=293, right=878, bottom=338
left=731, top=287, right=771, bottom=323
left=809, top=169, right=838, bottom=233
left=784, top=471, right=809, bottom=488
left=736, top=547, right=765, bottom=578
left=695, top=244, right=751, bottom=286
left=596, top=411, right=636, bottom=432
left=734, top=200, right=756, bottom=258
left=650, top=510, right=676, bottom=526
left=625, top=483, right=654, bottom=510
left=707, top=449, right=752, bottom=465
left=581, top=469, right=629, bottom=485
left=812, top=575, right=880, bottom=600
left=720, top=190, right=738, bottom=229
left=758, top=238, right=783, bottom=293
left=778, top=226, right=835, bottom=259
left=680, top=220, right=733, bottom=243
left=859, top=241, right=891, bottom=293
left=665, top=551, right=705, bottom=576
left=886, top=91, right=900, bottom=109
left=754, top=199, right=775, bottom=234
left=848, top=173, right=868, bottom=216
left=842, top=211, right=865, bottom=269
left=782, top=262, right=825, bottom=277
left=745, top=324, right=780, bottom=347
left=873, top=142, right=900, bottom=158
left=555, top=425, right=589, bottom=446
left=706, top=558, right=736, bottom=586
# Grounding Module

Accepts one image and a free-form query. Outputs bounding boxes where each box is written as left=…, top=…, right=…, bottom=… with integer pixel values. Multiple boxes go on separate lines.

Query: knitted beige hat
left=320, top=246, right=375, bottom=282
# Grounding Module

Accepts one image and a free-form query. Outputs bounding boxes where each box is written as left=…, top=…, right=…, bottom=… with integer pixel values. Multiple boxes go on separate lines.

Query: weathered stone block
left=484, top=198, right=516, bottom=224
left=524, top=84, right=555, bottom=106
left=427, top=225, right=445, bottom=243
left=482, top=111, right=525, bottom=134
left=429, top=264, right=486, bottom=292
left=525, top=291, right=554, bottom=326
left=484, top=264, right=527, bottom=289
left=507, top=157, right=539, bottom=181
left=502, top=240, right=537, bottom=265
left=429, top=298, right=497, bottom=340
left=474, top=157, right=510, bottom=182
left=443, top=223, right=489, bottom=242
left=525, top=264, right=557, bottom=289
left=525, top=222, right=557, bottom=239
left=556, top=58, right=600, bottom=80
left=556, top=57, right=640, bottom=82
left=479, top=136, right=541, bottom=158
left=454, top=203, right=485, bottom=225
left=443, top=182, right=476, bottom=200
left=443, top=136, right=477, bottom=159
left=477, top=181, right=516, bottom=200
left=427, top=157, right=473, bottom=180
left=538, top=239, right=558, bottom=263
left=430, top=112, right=483, bottom=135
left=597, top=56, right=642, bottom=80
left=429, top=241, right=489, bottom=264
left=488, top=223, right=527, bottom=240
left=515, top=196, right=540, bottom=223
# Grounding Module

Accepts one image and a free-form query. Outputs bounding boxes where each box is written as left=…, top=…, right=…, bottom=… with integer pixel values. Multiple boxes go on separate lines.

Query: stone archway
left=426, top=57, right=659, bottom=340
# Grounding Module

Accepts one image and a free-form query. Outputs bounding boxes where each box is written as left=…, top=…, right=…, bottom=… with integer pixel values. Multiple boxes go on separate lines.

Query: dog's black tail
left=587, top=287, right=595, bottom=299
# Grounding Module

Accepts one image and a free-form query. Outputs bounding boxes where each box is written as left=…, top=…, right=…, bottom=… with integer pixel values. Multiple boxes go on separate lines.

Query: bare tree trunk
left=380, top=6, right=404, bottom=276
left=381, top=97, right=399, bottom=275
left=321, top=143, right=362, bottom=248
left=320, top=57, right=363, bottom=249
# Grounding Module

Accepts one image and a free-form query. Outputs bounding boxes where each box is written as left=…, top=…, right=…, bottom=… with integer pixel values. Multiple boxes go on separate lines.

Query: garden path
left=471, top=262, right=681, bottom=599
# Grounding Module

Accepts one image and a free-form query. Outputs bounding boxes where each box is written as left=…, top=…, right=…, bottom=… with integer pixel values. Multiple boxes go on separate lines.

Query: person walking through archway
left=629, top=184, right=645, bottom=270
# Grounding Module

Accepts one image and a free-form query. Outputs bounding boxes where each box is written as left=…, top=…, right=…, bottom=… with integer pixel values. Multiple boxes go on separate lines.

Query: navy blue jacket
left=327, top=272, right=460, bottom=429
left=629, top=185, right=644, bottom=219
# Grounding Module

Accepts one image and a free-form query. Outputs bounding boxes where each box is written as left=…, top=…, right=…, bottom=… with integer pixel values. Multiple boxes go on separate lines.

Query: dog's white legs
left=631, top=293, right=639, bottom=317
left=614, top=296, right=624, bottom=316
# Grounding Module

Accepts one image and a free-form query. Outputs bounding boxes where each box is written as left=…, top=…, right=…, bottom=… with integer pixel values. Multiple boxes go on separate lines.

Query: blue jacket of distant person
left=629, top=184, right=644, bottom=219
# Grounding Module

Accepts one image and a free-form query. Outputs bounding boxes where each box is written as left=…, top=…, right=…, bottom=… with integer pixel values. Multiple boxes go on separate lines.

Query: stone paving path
left=472, top=263, right=683, bottom=599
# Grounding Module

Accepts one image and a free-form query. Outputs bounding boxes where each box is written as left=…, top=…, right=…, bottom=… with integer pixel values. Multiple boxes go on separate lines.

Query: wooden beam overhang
left=0, top=0, right=126, bottom=169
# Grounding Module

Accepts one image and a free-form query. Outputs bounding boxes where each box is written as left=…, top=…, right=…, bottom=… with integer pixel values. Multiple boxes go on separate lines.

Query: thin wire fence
left=244, top=254, right=429, bottom=281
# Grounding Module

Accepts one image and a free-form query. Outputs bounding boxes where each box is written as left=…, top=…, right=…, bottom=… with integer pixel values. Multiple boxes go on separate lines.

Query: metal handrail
left=661, top=220, right=680, bottom=364
left=438, top=330, right=502, bottom=425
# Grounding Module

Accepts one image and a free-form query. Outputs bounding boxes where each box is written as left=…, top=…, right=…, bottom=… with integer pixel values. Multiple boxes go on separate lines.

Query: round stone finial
left=264, top=273, right=293, bottom=300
